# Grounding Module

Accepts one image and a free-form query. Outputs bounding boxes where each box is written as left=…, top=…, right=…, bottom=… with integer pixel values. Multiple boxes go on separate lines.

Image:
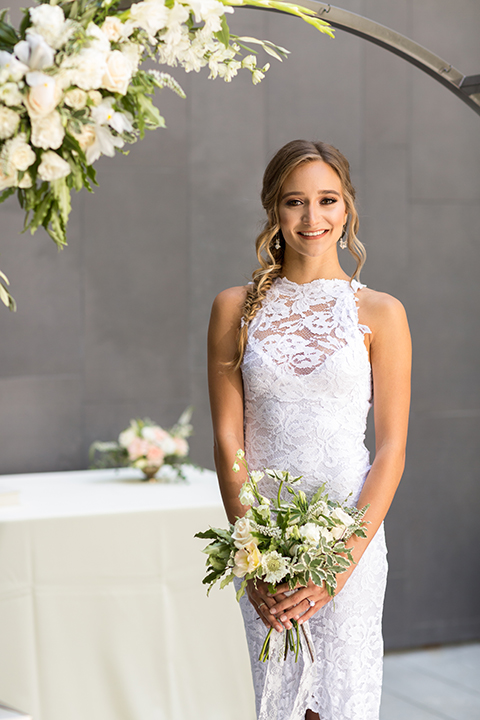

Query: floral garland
left=0, top=0, right=333, bottom=309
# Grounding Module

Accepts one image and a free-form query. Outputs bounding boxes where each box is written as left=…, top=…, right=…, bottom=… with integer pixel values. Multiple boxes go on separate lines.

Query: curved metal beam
left=243, top=1, right=480, bottom=116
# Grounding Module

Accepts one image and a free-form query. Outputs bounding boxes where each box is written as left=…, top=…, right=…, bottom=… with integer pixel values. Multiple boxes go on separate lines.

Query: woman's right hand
left=246, top=578, right=287, bottom=633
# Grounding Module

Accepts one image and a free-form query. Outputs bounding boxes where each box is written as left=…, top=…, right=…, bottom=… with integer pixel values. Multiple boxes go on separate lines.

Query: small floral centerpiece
left=90, top=406, right=193, bottom=480
left=0, top=0, right=334, bottom=310
left=196, top=449, right=369, bottom=662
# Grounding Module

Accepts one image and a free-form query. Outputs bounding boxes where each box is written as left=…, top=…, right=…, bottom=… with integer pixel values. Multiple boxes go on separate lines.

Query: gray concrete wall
left=0, top=0, right=479, bottom=649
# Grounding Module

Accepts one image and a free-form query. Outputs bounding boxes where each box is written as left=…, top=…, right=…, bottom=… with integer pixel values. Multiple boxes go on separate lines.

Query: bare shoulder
left=356, top=287, right=409, bottom=335
left=210, top=285, right=249, bottom=333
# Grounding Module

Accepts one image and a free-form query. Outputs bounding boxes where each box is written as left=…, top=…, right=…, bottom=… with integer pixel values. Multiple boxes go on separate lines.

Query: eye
left=285, top=199, right=303, bottom=206
left=321, top=197, right=337, bottom=205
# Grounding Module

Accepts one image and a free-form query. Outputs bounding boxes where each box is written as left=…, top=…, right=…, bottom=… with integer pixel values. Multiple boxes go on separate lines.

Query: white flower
left=29, top=5, right=73, bottom=49
left=256, top=504, right=270, bottom=521
left=119, top=427, right=137, bottom=448
left=166, top=2, right=190, bottom=27
left=101, top=16, right=133, bottom=42
left=300, top=522, right=321, bottom=546
left=232, top=461, right=240, bottom=473
left=102, top=50, right=133, bottom=95
left=331, top=507, right=355, bottom=526
left=18, top=172, right=32, bottom=188
left=241, top=54, right=256, bottom=71
left=91, top=98, right=133, bottom=133
left=129, top=0, right=168, bottom=38
left=84, top=124, right=124, bottom=164
left=233, top=542, right=262, bottom=578
left=0, top=162, right=16, bottom=190
left=261, top=551, right=289, bottom=584
left=63, top=48, right=108, bottom=90
left=252, top=65, right=269, bottom=85
left=85, top=23, right=111, bottom=54
left=37, top=150, right=71, bottom=181
left=232, top=517, right=254, bottom=549
left=25, top=72, right=60, bottom=117
left=120, top=41, right=144, bottom=74
left=187, top=0, right=229, bottom=25
left=2, top=134, right=36, bottom=172
left=218, top=60, right=241, bottom=82
left=320, top=527, right=334, bottom=544
left=64, top=89, right=87, bottom=110
left=236, top=449, right=245, bottom=459
left=0, top=50, right=28, bottom=82
left=88, top=90, right=103, bottom=106
left=0, top=82, right=24, bottom=107
left=31, top=111, right=65, bottom=150
left=15, top=33, right=55, bottom=71
left=0, top=106, right=21, bottom=139
left=239, top=482, right=255, bottom=506
left=250, top=470, right=264, bottom=483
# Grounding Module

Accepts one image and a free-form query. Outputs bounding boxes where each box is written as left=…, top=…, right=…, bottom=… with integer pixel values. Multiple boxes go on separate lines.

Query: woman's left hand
left=269, top=570, right=352, bottom=627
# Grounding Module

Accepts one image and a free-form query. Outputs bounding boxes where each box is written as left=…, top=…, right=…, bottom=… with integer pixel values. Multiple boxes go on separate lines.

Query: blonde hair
left=231, top=140, right=366, bottom=370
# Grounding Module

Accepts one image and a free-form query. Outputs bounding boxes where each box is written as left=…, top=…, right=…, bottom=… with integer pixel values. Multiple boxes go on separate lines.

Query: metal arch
left=242, top=1, right=480, bottom=116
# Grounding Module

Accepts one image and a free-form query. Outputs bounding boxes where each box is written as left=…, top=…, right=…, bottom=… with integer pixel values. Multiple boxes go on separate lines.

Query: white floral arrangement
left=196, top=449, right=369, bottom=662
left=0, top=0, right=333, bottom=309
left=90, top=406, right=193, bottom=479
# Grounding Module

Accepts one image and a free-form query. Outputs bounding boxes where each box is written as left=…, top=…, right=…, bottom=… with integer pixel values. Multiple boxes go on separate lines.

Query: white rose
left=102, top=51, right=132, bottom=95
left=232, top=517, right=254, bottom=549
left=0, top=83, right=24, bottom=107
left=64, top=88, right=87, bottom=110
left=29, top=5, right=72, bottom=49
left=2, top=134, right=36, bottom=172
left=300, top=522, right=321, bottom=546
left=37, top=150, right=71, bottom=181
left=159, top=436, right=177, bottom=456
left=31, top=111, right=65, bottom=150
left=129, top=0, right=168, bottom=38
left=331, top=507, right=354, bottom=527
left=0, top=106, right=20, bottom=139
left=85, top=91, right=101, bottom=107
left=63, top=48, right=108, bottom=91
left=0, top=50, right=28, bottom=82
left=25, top=72, right=59, bottom=117
left=101, top=17, right=133, bottom=42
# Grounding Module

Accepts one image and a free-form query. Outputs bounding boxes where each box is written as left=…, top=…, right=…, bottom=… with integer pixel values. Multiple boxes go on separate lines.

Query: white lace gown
left=239, top=277, right=388, bottom=720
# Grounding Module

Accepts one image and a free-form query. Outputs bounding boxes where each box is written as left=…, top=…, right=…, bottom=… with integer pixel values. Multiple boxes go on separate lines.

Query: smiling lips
left=297, top=229, right=329, bottom=238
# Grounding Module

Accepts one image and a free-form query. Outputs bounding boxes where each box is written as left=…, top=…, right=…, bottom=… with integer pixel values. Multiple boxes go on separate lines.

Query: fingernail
left=280, top=615, right=287, bottom=622
left=275, top=625, right=283, bottom=633
left=270, top=608, right=277, bottom=614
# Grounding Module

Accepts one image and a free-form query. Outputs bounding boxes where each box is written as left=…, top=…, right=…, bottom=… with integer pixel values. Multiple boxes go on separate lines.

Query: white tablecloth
left=0, top=467, right=255, bottom=720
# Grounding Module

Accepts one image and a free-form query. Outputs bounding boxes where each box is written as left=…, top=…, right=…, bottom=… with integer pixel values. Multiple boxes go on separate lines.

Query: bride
left=207, top=140, right=411, bottom=720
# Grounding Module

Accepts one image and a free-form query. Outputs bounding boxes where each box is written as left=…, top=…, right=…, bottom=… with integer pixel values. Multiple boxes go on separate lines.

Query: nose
left=301, top=202, right=321, bottom=225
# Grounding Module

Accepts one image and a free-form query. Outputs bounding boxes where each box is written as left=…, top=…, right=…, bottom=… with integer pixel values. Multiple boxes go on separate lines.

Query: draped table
left=0, top=467, right=255, bottom=720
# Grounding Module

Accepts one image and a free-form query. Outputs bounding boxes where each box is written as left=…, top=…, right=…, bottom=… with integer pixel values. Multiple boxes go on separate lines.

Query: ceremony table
left=0, top=467, right=256, bottom=720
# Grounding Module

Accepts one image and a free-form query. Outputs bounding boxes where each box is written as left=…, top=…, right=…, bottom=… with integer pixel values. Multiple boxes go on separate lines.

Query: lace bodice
left=242, top=276, right=372, bottom=505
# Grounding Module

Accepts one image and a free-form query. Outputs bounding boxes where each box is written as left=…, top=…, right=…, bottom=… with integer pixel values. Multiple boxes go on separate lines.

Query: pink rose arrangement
left=90, top=407, right=193, bottom=480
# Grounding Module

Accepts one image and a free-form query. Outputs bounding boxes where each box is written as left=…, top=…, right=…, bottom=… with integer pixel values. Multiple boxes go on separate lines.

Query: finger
left=269, top=589, right=310, bottom=616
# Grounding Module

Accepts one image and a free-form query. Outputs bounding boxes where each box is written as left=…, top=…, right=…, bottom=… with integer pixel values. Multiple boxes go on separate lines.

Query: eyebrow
left=281, top=189, right=342, bottom=200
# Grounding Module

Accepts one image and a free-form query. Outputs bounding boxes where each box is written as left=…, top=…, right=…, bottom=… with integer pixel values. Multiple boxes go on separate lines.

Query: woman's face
left=278, top=160, right=348, bottom=262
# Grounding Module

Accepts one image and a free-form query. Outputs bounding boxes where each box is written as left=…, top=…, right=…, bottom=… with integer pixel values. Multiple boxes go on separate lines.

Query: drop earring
left=274, top=233, right=281, bottom=250
left=339, top=214, right=350, bottom=249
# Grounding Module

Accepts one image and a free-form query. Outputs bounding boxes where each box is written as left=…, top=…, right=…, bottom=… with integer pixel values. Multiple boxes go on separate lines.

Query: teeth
left=300, top=230, right=327, bottom=237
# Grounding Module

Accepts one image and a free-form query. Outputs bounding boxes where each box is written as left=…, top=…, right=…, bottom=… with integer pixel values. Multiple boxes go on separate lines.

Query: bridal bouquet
left=196, top=449, right=369, bottom=662
left=90, top=406, right=193, bottom=479
left=0, top=0, right=334, bottom=309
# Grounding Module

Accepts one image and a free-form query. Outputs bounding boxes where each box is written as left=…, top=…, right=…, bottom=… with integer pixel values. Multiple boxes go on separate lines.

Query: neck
left=281, top=253, right=348, bottom=285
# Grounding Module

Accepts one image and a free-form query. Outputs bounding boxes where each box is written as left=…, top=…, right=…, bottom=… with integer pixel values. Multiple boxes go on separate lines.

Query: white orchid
left=14, top=33, right=55, bottom=72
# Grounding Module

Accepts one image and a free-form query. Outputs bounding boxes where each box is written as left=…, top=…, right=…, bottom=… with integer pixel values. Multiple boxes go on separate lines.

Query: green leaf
left=51, top=177, right=72, bottom=228
left=236, top=578, right=247, bottom=601
left=28, top=191, right=54, bottom=234
left=220, top=573, right=235, bottom=589
left=0, top=187, right=16, bottom=204
left=214, top=13, right=230, bottom=48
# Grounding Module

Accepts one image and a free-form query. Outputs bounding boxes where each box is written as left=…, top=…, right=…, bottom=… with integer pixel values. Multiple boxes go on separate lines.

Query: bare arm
left=208, top=286, right=248, bottom=524
left=271, top=290, right=412, bottom=627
